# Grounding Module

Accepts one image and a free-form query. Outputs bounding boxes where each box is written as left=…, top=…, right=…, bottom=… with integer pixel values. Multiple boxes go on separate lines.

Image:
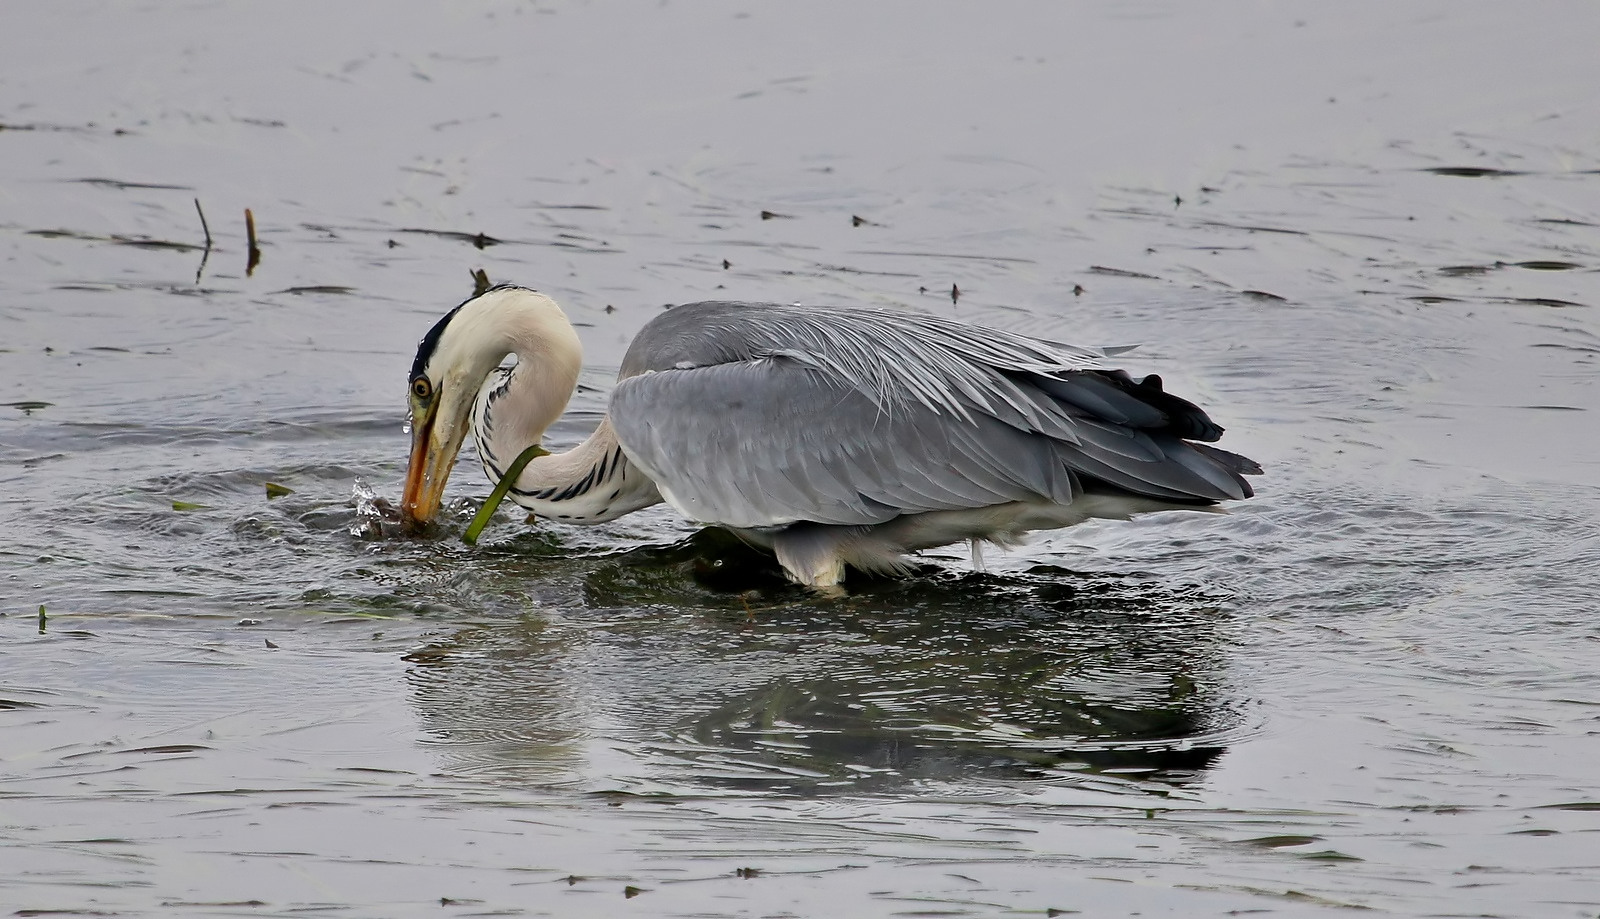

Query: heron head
left=401, top=286, right=581, bottom=529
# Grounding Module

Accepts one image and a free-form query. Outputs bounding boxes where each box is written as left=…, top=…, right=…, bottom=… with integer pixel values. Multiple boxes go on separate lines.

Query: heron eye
left=411, top=377, right=433, bottom=400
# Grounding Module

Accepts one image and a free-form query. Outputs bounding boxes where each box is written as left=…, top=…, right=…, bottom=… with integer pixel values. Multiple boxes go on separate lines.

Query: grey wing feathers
left=619, top=301, right=1108, bottom=419
left=608, top=302, right=1257, bottom=529
left=610, top=358, right=1080, bottom=528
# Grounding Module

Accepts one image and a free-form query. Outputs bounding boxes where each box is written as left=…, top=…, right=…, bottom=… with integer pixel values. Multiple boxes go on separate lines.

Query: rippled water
left=4, top=2, right=1599, bottom=916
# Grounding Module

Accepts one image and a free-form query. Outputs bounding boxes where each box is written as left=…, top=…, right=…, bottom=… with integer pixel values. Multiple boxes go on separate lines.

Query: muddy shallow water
left=4, top=2, right=1600, bottom=916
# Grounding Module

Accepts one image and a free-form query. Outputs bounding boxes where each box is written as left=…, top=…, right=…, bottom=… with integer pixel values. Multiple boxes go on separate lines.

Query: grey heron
left=401, top=285, right=1260, bottom=588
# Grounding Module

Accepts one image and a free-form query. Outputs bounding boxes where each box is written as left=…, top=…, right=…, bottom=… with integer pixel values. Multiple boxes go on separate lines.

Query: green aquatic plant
left=462, top=442, right=549, bottom=545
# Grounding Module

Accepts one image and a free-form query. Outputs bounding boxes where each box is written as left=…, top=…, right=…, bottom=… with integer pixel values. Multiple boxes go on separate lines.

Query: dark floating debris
left=1513, top=260, right=1581, bottom=271
left=1072, top=284, right=1086, bottom=296
left=1503, top=297, right=1585, bottom=308
left=1423, top=166, right=1526, bottom=178
left=1196, top=220, right=1309, bottom=236
left=27, top=228, right=204, bottom=251
left=722, top=258, right=731, bottom=269
left=1234, top=834, right=1322, bottom=848
left=1241, top=290, right=1287, bottom=302
left=1298, top=850, right=1364, bottom=862
left=1442, top=260, right=1581, bottom=275
left=759, top=209, right=793, bottom=220
left=1407, top=294, right=1585, bottom=309
left=6, top=400, right=53, bottom=413
left=273, top=286, right=356, bottom=296
left=1089, top=265, right=1162, bottom=280
left=853, top=249, right=1035, bottom=264
left=71, top=177, right=193, bottom=190
left=951, top=283, right=961, bottom=304
left=119, top=744, right=212, bottom=755
left=1, top=121, right=89, bottom=133
left=26, top=228, right=97, bottom=240
left=114, top=236, right=204, bottom=252
left=400, top=227, right=503, bottom=249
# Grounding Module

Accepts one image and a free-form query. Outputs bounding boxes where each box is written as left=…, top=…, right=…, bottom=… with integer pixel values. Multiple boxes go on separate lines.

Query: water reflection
left=404, top=530, right=1245, bottom=795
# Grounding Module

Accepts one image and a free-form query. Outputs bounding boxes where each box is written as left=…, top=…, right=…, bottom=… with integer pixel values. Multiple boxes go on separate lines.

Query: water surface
left=3, top=2, right=1599, bottom=916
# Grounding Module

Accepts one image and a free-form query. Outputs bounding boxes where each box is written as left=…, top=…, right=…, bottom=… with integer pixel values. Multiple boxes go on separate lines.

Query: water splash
left=350, top=475, right=401, bottom=539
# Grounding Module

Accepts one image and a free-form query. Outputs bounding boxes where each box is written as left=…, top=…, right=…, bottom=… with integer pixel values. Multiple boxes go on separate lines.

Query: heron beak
left=401, top=408, right=467, bottom=529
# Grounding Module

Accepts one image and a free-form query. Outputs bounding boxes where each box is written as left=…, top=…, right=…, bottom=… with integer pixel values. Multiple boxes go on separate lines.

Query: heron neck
left=472, top=364, right=659, bottom=523
left=517, top=417, right=622, bottom=490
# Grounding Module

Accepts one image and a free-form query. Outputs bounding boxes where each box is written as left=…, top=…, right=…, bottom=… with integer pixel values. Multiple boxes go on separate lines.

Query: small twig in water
left=470, top=268, right=491, bottom=297
left=245, top=208, right=261, bottom=276
left=193, top=198, right=212, bottom=284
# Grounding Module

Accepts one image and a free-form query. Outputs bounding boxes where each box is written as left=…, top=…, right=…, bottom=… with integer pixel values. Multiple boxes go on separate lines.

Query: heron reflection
left=404, top=536, right=1241, bottom=794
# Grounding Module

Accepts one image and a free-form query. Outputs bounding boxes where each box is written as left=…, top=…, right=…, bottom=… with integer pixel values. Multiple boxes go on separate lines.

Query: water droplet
left=351, top=476, right=388, bottom=538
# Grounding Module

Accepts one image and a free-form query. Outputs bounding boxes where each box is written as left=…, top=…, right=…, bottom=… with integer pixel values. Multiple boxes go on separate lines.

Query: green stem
left=462, top=443, right=550, bottom=545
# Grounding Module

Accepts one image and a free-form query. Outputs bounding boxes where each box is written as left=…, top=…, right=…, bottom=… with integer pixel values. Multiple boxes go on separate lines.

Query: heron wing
left=609, top=357, right=1082, bottom=528
left=619, top=301, right=1112, bottom=423
left=609, top=351, right=1252, bottom=530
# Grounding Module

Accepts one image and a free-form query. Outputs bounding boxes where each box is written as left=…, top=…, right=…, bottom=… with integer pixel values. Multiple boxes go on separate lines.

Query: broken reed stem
left=193, top=198, right=212, bottom=248
left=245, top=207, right=261, bottom=277
left=193, top=198, right=212, bottom=285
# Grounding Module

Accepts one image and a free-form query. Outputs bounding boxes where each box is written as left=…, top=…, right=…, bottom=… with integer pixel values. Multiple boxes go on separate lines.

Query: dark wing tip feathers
left=1028, top=366, right=1260, bottom=501
left=1036, top=369, right=1227, bottom=442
